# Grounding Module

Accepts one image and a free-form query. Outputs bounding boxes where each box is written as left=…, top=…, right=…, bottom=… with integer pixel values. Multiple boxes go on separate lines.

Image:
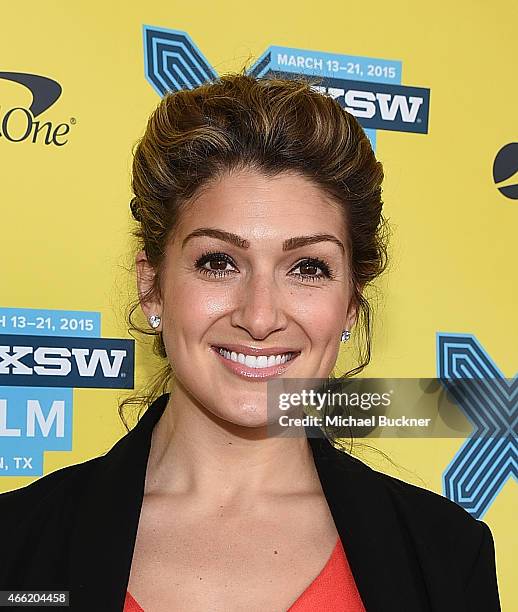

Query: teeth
left=217, top=348, right=295, bottom=369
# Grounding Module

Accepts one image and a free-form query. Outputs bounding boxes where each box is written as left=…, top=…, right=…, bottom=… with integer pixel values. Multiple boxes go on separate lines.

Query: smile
left=210, top=345, right=301, bottom=379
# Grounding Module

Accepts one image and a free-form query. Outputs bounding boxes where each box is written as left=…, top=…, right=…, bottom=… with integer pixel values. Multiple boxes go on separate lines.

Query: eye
left=290, top=257, right=334, bottom=283
left=194, top=251, right=238, bottom=278
left=194, top=252, right=335, bottom=282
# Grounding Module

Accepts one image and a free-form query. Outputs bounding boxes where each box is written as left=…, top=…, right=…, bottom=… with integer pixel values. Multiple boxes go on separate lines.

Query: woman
left=0, top=73, right=500, bottom=611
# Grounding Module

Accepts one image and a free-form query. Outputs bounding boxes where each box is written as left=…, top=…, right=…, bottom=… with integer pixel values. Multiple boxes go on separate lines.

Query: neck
left=143, top=387, right=324, bottom=505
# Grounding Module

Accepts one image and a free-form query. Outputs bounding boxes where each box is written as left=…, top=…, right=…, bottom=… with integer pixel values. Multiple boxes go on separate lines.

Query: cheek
left=163, top=282, right=234, bottom=332
left=291, top=291, right=345, bottom=339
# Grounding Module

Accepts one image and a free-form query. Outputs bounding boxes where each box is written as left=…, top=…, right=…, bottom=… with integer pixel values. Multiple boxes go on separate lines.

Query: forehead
left=175, top=168, right=346, bottom=243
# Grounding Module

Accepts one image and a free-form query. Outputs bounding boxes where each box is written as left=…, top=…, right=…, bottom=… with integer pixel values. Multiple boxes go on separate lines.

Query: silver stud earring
left=340, top=329, right=351, bottom=342
left=149, top=314, right=161, bottom=329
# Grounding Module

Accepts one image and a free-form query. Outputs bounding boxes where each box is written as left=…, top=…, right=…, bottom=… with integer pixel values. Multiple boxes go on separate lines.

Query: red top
left=124, top=537, right=366, bottom=611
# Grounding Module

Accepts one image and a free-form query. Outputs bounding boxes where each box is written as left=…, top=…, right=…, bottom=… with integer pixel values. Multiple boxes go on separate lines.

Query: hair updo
left=120, top=70, right=390, bottom=439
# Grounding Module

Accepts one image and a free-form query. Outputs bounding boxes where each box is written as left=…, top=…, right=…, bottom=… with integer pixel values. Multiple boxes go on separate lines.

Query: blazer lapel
left=68, top=394, right=426, bottom=611
left=68, top=394, right=166, bottom=611
left=307, top=434, right=428, bottom=611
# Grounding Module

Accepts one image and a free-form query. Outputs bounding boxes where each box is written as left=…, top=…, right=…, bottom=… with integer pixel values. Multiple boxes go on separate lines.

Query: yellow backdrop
left=1, top=1, right=516, bottom=608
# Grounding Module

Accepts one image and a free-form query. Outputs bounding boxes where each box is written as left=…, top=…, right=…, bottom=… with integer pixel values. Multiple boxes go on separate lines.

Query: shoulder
left=326, top=444, right=496, bottom=571
left=334, top=445, right=486, bottom=531
left=375, top=466, right=500, bottom=607
left=0, top=455, right=103, bottom=525
left=374, top=461, right=475, bottom=521
left=343, top=450, right=498, bottom=593
left=373, top=462, right=489, bottom=539
left=0, top=456, right=106, bottom=587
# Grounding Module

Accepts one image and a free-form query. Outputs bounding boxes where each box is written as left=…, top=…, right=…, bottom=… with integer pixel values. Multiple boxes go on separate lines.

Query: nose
left=230, top=269, right=289, bottom=340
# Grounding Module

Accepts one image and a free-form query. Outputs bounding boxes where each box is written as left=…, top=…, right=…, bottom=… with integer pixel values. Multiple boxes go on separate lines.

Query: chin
left=213, top=402, right=272, bottom=429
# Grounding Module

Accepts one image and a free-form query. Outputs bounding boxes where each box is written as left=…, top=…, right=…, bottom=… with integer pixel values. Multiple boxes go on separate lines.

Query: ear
left=343, top=299, right=360, bottom=332
left=135, top=250, right=162, bottom=327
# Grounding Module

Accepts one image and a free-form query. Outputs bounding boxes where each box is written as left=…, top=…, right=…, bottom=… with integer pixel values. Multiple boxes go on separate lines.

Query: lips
left=211, top=345, right=301, bottom=379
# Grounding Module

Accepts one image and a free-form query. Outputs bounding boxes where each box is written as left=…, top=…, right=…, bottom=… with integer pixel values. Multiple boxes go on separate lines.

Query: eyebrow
left=182, top=228, right=345, bottom=253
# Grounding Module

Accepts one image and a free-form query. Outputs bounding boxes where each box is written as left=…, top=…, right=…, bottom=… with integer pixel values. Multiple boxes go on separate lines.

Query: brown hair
left=120, top=70, right=390, bottom=454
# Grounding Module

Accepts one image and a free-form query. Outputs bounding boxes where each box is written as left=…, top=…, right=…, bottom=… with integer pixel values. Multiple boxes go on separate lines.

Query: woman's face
left=137, top=167, right=358, bottom=428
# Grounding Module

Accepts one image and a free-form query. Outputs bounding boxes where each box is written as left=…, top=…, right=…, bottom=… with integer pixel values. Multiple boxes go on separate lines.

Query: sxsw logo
left=0, top=308, right=134, bottom=476
left=0, top=334, right=134, bottom=389
left=142, top=25, right=430, bottom=137
left=310, top=80, right=427, bottom=133
left=0, top=72, right=73, bottom=146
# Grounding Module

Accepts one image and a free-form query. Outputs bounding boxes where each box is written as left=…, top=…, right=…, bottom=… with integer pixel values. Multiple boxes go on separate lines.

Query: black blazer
left=0, top=393, right=501, bottom=611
